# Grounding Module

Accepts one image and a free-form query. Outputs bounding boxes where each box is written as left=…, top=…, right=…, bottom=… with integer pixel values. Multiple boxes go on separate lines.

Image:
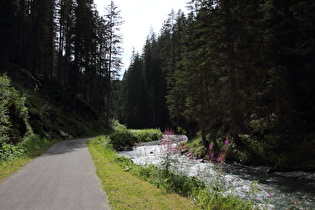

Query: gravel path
left=0, top=138, right=111, bottom=210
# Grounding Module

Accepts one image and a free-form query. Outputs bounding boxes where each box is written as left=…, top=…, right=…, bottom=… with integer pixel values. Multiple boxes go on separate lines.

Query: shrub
left=109, top=130, right=135, bottom=150
left=0, top=134, right=47, bottom=163
left=0, top=143, right=26, bottom=162
left=0, top=74, right=32, bottom=145
left=0, top=75, right=36, bottom=163
left=132, top=129, right=163, bottom=143
left=19, top=133, right=43, bottom=151
left=92, top=135, right=113, bottom=149
left=110, top=119, right=127, bottom=131
left=109, top=127, right=162, bottom=151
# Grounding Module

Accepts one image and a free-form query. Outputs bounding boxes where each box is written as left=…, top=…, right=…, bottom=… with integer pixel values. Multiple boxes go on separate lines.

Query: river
left=118, top=135, right=315, bottom=209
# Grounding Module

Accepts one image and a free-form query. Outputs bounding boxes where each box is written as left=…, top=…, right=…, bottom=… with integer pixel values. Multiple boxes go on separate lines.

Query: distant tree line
left=0, top=0, right=123, bottom=125
left=120, top=35, right=170, bottom=129
left=121, top=0, right=315, bottom=166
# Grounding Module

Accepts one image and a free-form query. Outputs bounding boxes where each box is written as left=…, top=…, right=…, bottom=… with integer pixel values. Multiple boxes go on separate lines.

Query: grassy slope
left=88, top=140, right=201, bottom=210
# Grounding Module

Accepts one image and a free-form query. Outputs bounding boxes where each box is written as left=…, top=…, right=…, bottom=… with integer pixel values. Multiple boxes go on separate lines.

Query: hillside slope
left=5, top=67, right=106, bottom=139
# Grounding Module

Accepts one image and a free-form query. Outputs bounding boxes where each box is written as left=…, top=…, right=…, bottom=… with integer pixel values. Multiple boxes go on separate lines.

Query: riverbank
left=118, top=137, right=315, bottom=209
left=90, top=135, right=253, bottom=209
left=87, top=136, right=201, bottom=209
left=184, top=135, right=315, bottom=172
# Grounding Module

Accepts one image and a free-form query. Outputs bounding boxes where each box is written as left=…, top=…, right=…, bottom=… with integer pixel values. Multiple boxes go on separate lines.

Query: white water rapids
left=118, top=135, right=315, bottom=209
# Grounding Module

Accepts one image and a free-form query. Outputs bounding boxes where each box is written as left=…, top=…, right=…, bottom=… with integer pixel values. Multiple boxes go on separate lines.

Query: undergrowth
left=108, top=120, right=162, bottom=150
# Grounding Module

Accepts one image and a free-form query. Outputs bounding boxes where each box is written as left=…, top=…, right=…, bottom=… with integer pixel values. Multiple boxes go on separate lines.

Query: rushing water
left=118, top=136, right=315, bottom=209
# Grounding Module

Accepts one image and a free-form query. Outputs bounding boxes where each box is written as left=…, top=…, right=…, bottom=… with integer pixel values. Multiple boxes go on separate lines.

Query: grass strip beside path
left=88, top=140, right=201, bottom=210
left=0, top=138, right=63, bottom=183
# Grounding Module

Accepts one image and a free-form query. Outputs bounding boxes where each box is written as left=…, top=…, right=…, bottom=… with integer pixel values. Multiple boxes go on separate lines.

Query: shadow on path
left=42, top=138, right=92, bottom=156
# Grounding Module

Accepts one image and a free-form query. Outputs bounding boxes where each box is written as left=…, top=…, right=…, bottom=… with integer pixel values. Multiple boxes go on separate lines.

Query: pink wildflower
left=188, top=152, right=193, bottom=160
left=209, top=144, right=213, bottom=149
left=164, top=129, right=174, bottom=135
left=225, top=140, right=229, bottom=145
left=268, top=193, right=273, bottom=197
left=197, top=159, right=203, bottom=163
left=217, top=156, right=223, bottom=163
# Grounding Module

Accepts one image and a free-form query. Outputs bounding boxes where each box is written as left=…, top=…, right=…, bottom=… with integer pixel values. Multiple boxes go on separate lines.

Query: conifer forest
left=1, top=0, right=314, bottom=169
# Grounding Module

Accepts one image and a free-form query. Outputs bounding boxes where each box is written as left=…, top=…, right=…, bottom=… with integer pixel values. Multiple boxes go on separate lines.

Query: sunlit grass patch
left=88, top=137, right=200, bottom=210
left=90, top=134, right=255, bottom=209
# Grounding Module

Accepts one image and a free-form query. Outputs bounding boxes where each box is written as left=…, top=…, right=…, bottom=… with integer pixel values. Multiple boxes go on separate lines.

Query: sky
left=94, top=0, right=189, bottom=72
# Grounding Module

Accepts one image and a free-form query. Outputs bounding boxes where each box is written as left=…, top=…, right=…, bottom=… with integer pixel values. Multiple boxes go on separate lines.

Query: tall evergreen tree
left=123, top=52, right=147, bottom=128
left=161, top=10, right=198, bottom=136
left=104, top=0, right=123, bottom=125
left=56, top=0, right=75, bottom=86
left=143, top=33, right=169, bottom=128
left=0, top=0, right=19, bottom=68
left=260, top=0, right=315, bottom=146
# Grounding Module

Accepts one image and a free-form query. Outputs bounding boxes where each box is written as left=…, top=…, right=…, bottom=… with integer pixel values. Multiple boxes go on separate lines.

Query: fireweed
left=158, top=134, right=272, bottom=209
left=113, top=131, right=255, bottom=209
left=155, top=133, right=254, bottom=208
left=160, top=131, right=224, bottom=187
left=159, top=129, right=187, bottom=175
left=159, top=132, right=232, bottom=181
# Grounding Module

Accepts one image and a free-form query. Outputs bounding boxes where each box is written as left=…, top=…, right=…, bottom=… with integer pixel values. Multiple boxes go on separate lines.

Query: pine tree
left=123, top=52, right=147, bottom=128
left=260, top=0, right=315, bottom=146
left=104, top=0, right=123, bottom=125
left=0, top=0, right=19, bottom=69
left=143, top=33, right=169, bottom=128
left=56, top=0, right=75, bottom=86
left=161, top=10, right=198, bottom=136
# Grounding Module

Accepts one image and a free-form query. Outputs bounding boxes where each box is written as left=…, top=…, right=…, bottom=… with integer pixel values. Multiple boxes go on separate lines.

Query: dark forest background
left=1, top=0, right=123, bottom=125
left=1, top=0, right=314, bottom=169
left=120, top=0, right=315, bottom=169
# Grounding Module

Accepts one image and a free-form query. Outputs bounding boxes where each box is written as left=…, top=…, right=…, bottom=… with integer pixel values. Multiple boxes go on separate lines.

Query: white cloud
left=95, top=0, right=189, bottom=71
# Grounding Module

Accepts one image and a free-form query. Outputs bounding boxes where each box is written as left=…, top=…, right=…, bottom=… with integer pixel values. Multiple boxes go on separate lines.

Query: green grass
left=88, top=136, right=253, bottom=210
left=88, top=136, right=200, bottom=210
left=0, top=137, right=63, bottom=183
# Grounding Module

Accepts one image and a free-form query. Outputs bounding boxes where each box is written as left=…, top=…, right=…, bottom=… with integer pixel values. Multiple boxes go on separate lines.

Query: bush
left=109, top=128, right=163, bottom=151
left=19, top=134, right=43, bottom=151
left=132, top=129, right=163, bottom=143
left=0, top=74, right=32, bottom=145
left=92, top=135, right=113, bottom=149
left=110, top=119, right=127, bottom=131
left=0, top=143, right=26, bottom=162
left=109, top=130, right=135, bottom=150
left=0, top=134, right=47, bottom=163
left=0, top=75, right=37, bottom=163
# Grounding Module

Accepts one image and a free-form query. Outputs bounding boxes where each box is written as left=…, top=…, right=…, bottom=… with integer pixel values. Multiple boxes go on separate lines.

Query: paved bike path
left=0, top=138, right=111, bottom=210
